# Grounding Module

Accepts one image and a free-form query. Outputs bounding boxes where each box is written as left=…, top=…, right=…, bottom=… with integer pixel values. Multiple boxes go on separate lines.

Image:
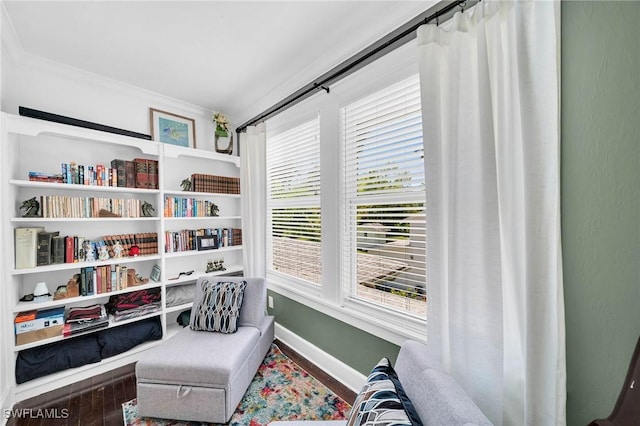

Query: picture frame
left=149, top=108, right=196, bottom=148
left=197, top=235, right=219, bottom=251
left=150, top=264, right=161, bottom=282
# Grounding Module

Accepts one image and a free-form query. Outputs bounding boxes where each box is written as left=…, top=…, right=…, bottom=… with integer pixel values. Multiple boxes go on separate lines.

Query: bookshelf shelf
left=164, top=264, right=243, bottom=286
left=163, top=216, right=241, bottom=221
left=13, top=311, right=163, bottom=352
left=162, top=143, right=240, bottom=167
left=163, top=245, right=243, bottom=258
left=163, top=189, right=241, bottom=199
left=9, top=179, right=160, bottom=194
left=2, top=112, right=243, bottom=402
left=12, top=281, right=162, bottom=313
left=11, top=254, right=162, bottom=275
left=11, top=217, right=160, bottom=223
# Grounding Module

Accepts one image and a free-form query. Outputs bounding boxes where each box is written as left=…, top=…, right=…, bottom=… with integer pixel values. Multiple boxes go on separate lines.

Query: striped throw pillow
left=190, top=280, right=247, bottom=333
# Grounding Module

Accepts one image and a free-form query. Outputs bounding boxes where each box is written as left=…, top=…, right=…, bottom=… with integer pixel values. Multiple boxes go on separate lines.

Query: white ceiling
left=3, top=1, right=435, bottom=126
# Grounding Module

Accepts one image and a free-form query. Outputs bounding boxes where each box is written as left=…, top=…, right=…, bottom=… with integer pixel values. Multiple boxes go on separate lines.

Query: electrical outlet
left=268, top=295, right=274, bottom=309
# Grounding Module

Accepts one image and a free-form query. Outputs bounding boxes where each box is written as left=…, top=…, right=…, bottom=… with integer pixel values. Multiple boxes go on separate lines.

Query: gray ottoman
left=136, top=277, right=274, bottom=423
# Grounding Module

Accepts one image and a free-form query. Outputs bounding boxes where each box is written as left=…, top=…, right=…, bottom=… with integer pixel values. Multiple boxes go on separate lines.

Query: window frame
left=265, top=41, right=427, bottom=345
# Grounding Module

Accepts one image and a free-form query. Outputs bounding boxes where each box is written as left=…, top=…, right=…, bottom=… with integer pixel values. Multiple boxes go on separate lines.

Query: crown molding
left=1, top=3, right=210, bottom=118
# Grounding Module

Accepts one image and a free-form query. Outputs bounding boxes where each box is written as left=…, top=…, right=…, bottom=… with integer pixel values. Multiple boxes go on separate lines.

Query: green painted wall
left=267, top=290, right=400, bottom=375
left=269, top=2, right=640, bottom=424
left=562, top=2, right=640, bottom=425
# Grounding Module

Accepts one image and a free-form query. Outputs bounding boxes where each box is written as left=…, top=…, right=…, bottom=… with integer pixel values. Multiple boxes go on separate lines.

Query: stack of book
left=190, top=174, right=240, bottom=194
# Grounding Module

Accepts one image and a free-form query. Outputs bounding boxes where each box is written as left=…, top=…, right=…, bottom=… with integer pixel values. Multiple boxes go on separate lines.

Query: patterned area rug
left=122, top=344, right=351, bottom=425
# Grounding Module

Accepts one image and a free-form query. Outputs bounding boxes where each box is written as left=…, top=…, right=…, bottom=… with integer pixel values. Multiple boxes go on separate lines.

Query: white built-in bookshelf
left=0, top=112, right=243, bottom=402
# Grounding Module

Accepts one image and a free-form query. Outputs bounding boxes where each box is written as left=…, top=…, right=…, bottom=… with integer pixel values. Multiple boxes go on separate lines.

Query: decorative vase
left=215, top=132, right=233, bottom=155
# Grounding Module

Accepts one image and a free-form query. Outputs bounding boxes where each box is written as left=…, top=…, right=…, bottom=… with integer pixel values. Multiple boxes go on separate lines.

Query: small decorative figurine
left=20, top=197, right=40, bottom=217
left=98, top=244, right=110, bottom=261
left=210, top=203, right=219, bottom=217
left=141, top=201, right=155, bottom=217
left=206, top=258, right=226, bottom=273
left=84, top=240, right=96, bottom=262
left=113, top=241, right=124, bottom=258
left=181, top=178, right=192, bottom=191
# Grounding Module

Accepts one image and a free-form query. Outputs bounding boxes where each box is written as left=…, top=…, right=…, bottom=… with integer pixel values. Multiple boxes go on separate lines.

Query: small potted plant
left=213, top=112, right=233, bottom=154
left=213, top=112, right=229, bottom=137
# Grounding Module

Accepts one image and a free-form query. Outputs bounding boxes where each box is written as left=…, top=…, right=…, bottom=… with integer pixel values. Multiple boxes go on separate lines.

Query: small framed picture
left=150, top=264, right=161, bottom=282
left=197, top=235, right=219, bottom=251
left=150, top=108, right=196, bottom=148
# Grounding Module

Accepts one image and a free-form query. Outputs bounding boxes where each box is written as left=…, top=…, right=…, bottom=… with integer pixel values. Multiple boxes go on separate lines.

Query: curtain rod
left=236, top=0, right=476, bottom=134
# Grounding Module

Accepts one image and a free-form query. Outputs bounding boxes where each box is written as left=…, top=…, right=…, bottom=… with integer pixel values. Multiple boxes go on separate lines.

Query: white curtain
left=239, top=124, right=267, bottom=278
left=418, top=1, right=565, bottom=425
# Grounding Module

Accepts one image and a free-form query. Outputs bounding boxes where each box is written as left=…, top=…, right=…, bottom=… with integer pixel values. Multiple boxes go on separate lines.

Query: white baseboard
left=274, top=323, right=366, bottom=394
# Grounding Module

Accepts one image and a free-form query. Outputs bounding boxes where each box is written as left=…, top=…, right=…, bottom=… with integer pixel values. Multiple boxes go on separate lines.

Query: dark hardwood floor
left=6, top=340, right=356, bottom=426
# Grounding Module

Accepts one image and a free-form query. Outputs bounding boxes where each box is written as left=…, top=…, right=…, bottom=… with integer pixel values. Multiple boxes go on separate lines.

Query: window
left=265, top=44, right=426, bottom=342
left=342, top=74, right=427, bottom=319
left=266, top=117, right=321, bottom=285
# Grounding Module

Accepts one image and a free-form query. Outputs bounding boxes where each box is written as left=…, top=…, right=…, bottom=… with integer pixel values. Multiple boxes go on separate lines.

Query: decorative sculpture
left=113, top=241, right=124, bottom=258
left=210, top=203, right=219, bottom=217
left=181, top=178, right=192, bottom=192
left=98, top=245, right=110, bottom=261
left=206, top=258, right=226, bottom=273
left=142, top=201, right=155, bottom=217
left=84, top=241, right=96, bottom=262
left=20, top=197, right=40, bottom=217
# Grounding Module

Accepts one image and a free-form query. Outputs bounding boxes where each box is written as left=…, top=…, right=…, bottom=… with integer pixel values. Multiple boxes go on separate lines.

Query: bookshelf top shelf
left=4, top=113, right=161, bottom=156
left=162, top=143, right=240, bottom=167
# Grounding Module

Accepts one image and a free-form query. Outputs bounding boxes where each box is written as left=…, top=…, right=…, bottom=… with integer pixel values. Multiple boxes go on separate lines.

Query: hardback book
left=51, top=235, right=65, bottom=264
left=80, top=267, right=87, bottom=296
left=36, top=231, right=59, bottom=266
left=133, top=158, right=149, bottom=189
left=148, top=159, right=159, bottom=189
left=65, top=236, right=75, bottom=263
left=110, top=159, right=127, bottom=187
left=125, top=160, right=136, bottom=188
left=15, top=227, right=45, bottom=269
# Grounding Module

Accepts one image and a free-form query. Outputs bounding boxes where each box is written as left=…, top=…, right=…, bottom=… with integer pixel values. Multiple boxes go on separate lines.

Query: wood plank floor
left=6, top=340, right=356, bottom=426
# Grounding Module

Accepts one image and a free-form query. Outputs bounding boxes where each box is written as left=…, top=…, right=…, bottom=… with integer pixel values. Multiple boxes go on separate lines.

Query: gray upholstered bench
left=136, top=277, right=274, bottom=423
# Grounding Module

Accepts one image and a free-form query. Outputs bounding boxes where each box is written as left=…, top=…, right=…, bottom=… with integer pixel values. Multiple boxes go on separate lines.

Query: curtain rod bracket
left=314, top=83, right=330, bottom=94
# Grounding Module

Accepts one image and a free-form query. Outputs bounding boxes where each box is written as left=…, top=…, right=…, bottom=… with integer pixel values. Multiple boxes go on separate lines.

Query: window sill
left=267, top=277, right=426, bottom=347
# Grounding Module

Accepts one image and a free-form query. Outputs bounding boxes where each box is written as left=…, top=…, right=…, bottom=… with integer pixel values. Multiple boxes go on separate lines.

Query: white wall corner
left=274, top=322, right=366, bottom=394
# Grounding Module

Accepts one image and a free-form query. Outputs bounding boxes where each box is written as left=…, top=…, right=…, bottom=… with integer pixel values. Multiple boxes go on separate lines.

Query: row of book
left=27, top=158, right=159, bottom=190
left=111, top=158, right=159, bottom=190
left=103, top=233, right=158, bottom=257
left=77, top=263, right=141, bottom=296
left=164, top=228, right=242, bottom=253
left=190, top=173, right=240, bottom=194
left=164, top=196, right=221, bottom=218
left=14, top=228, right=159, bottom=269
left=38, top=195, right=145, bottom=218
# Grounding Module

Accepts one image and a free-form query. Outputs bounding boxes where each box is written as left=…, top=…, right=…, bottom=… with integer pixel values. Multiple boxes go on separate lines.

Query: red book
left=133, top=158, right=149, bottom=189
left=125, top=161, right=136, bottom=188
left=65, top=236, right=74, bottom=263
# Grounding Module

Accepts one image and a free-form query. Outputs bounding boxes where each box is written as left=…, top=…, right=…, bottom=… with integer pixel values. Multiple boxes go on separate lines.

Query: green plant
left=213, top=112, right=229, bottom=137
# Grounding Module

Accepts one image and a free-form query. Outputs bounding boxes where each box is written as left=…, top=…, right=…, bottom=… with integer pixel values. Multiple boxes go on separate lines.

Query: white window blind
left=267, top=117, right=322, bottom=285
left=342, top=74, right=426, bottom=318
